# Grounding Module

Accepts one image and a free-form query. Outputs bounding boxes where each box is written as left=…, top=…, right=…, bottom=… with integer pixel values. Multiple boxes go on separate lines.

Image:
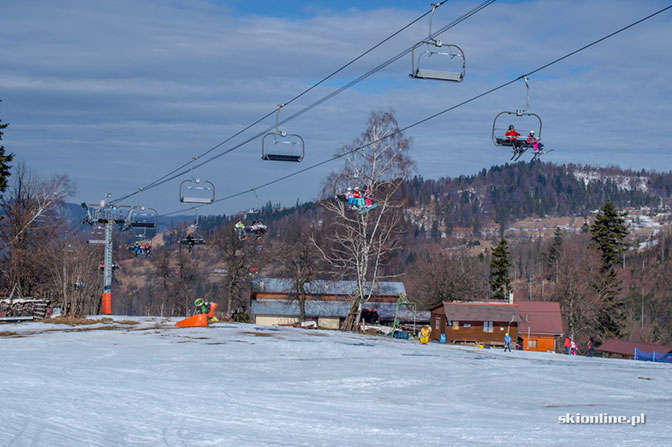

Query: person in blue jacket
left=504, top=332, right=512, bottom=352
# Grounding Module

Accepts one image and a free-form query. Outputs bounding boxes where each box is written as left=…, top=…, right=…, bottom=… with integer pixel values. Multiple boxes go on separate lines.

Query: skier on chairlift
left=235, top=220, right=247, bottom=240
left=250, top=221, right=267, bottom=239
left=346, top=187, right=354, bottom=208
left=364, top=188, right=374, bottom=207
left=185, top=234, right=195, bottom=251
left=352, top=187, right=364, bottom=209
left=505, top=124, right=521, bottom=150
left=526, top=130, right=541, bottom=154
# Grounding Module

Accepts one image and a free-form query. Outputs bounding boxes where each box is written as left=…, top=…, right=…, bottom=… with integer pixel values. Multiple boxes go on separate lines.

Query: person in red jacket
left=505, top=124, right=521, bottom=149
left=352, top=187, right=363, bottom=209
left=564, top=336, right=572, bottom=355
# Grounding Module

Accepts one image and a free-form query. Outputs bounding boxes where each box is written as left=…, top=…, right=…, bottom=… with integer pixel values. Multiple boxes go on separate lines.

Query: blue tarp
left=634, top=347, right=672, bottom=363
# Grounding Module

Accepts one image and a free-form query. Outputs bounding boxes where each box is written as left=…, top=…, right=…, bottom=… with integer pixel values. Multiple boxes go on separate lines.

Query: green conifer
left=490, top=238, right=512, bottom=300
left=589, top=201, right=629, bottom=338
left=0, top=100, right=14, bottom=193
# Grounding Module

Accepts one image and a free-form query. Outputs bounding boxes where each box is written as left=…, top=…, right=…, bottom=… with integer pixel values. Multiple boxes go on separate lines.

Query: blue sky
left=1, top=0, right=671, bottom=216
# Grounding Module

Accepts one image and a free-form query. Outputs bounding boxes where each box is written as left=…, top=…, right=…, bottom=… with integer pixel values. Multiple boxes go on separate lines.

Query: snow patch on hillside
left=573, top=170, right=649, bottom=192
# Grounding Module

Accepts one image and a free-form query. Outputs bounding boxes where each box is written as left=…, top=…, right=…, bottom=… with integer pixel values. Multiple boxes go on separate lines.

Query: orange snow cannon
left=175, top=313, right=208, bottom=328
left=207, top=302, right=218, bottom=318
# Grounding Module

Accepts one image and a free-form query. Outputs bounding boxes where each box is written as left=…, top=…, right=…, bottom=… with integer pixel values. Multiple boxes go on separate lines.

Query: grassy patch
left=44, top=325, right=120, bottom=333
left=115, top=320, right=140, bottom=325
left=0, top=331, right=21, bottom=337
left=244, top=331, right=274, bottom=337
left=46, top=316, right=114, bottom=325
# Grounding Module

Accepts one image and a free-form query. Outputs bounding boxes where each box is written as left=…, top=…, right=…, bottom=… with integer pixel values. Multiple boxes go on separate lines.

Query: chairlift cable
left=110, top=0, right=495, bottom=204
left=158, top=3, right=672, bottom=217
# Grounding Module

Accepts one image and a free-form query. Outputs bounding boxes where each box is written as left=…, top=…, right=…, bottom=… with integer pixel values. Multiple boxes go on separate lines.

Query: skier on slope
left=504, top=332, right=512, bottom=352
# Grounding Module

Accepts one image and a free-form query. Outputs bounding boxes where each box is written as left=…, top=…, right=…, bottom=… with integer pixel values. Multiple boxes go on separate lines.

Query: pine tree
left=490, top=238, right=512, bottom=300
left=0, top=100, right=14, bottom=193
left=547, top=227, right=563, bottom=264
left=590, top=201, right=629, bottom=271
left=589, top=201, right=629, bottom=339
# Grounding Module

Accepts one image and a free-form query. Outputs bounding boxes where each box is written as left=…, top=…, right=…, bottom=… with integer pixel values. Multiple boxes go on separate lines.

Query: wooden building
left=430, top=301, right=520, bottom=346
left=597, top=339, right=672, bottom=360
left=250, top=278, right=426, bottom=329
left=517, top=301, right=564, bottom=352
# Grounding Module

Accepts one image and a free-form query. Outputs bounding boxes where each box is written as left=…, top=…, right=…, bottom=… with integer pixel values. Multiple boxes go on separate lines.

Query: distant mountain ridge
left=402, top=162, right=672, bottom=236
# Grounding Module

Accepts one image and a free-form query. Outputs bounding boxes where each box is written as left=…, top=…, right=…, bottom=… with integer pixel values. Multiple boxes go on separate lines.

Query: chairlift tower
left=82, top=193, right=145, bottom=315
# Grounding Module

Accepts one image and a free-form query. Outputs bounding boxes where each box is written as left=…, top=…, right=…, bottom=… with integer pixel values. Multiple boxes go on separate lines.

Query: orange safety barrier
left=102, top=293, right=112, bottom=315
left=207, top=302, right=218, bottom=318
left=175, top=313, right=208, bottom=327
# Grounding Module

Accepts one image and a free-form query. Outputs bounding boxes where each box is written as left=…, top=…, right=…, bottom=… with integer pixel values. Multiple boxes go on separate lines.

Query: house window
left=527, top=339, right=537, bottom=349
left=483, top=321, right=493, bottom=333
left=464, top=323, right=471, bottom=328
left=452, top=321, right=459, bottom=330
left=434, top=316, right=441, bottom=331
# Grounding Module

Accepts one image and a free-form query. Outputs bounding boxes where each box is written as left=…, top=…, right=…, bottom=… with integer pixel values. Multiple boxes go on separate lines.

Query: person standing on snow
left=564, top=336, right=571, bottom=355
left=570, top=340, right=578, bottom=356
left=587, top=337, right=595, bottom=356
left=504, top=332, right=512, bottom=352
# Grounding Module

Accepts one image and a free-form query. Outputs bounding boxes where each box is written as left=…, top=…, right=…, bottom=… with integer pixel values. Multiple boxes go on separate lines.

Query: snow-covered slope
left=573, top=169, right=650, bottom=192
left=1, top=317, right=669, bottom=446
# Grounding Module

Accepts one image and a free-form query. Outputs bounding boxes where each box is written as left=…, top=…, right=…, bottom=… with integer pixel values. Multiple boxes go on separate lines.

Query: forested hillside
left=168, top=161, right=672, bottom=242
left=403, top=162, right=672, bottom=237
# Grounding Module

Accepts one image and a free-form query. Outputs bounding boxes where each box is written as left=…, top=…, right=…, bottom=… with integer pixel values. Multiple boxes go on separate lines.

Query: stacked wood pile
left=0, top=298, right=49, bottom=319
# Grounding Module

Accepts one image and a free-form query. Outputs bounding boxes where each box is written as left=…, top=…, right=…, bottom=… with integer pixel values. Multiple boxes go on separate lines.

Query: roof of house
left=252, top=299, right=429, bottom=322
left=597, top=339, right=672, bottom=356
left=517, top=301, right=564, bottom=335
left=251, top=278, right=406, bottom=297
left=437, top=302, right=521, bottom=323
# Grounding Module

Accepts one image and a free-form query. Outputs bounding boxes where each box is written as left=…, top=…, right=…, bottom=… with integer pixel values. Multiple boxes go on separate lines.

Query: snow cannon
left=207, top=302, right=218, bottom=319
left=175, top=313, right=208, bottom=328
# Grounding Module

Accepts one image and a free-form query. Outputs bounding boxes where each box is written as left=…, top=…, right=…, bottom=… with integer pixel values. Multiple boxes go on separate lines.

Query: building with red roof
left=518, top=301, right=564, bottom=352
left=429, top=301, right=520, bottom=346
left=597, top=339, right=672, bottom=360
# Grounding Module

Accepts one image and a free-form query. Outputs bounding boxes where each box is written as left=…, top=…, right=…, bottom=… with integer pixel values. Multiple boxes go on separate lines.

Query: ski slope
left=1, top=317, right=669, bottom=446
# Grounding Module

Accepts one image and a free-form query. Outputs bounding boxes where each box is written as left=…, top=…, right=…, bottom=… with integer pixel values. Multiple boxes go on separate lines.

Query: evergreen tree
left=489, top=238, right=512, bottom=300
left=0, top=100, right=14, bottom=193
left=590, top=202, right=629, bottom=271
left=589, top=201, right=629, bottom=339
left=547, top=227, right=563, bottom=264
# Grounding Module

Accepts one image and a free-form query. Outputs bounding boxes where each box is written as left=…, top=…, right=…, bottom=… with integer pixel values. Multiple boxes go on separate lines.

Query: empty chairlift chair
left=179, top=157, right=216, bottom=204
left=262, top=104, right=305, bottom=162
left=126, top=206, right=158, bottom=231
left=409, top=3, right=465, bottom=82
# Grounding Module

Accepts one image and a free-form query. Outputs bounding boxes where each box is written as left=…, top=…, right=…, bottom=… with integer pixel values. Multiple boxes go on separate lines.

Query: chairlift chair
left=491, top=76, right=543, bottom=159
left=179, top=157, right=215, bottom=204
left=126, top=206, right=158, bottom=230
left=188, top=207, right=200, bottom=229
left=180, top=233, right=206, bottom=250
left=262, top=104, right=305, bottom=162
left=409, top=3, right=465, bottom=82
left=246, top=189, right=261, bottom=214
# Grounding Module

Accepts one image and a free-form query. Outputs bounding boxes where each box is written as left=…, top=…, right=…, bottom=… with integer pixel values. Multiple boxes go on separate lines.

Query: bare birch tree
left=0, top=163, right=75, bottom=296
left=314, top=109, right=413, bottom=331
